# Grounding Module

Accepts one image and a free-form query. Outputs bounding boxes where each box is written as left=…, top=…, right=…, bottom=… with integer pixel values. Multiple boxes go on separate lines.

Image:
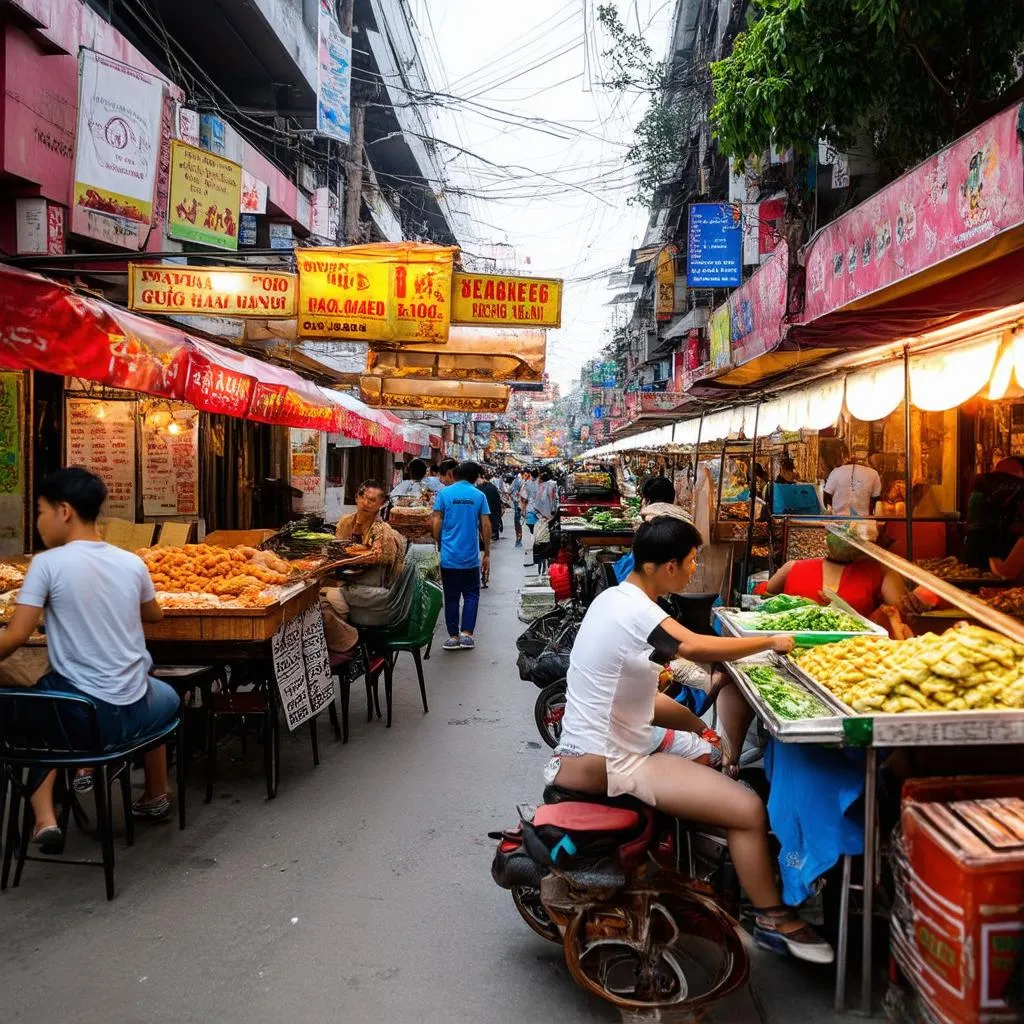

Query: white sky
left=407, top=0, right=674, bottom=390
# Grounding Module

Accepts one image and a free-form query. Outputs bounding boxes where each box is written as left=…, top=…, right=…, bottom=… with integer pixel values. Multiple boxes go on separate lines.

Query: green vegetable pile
left=291, top=530, right=335, bottom=543
left=758, top=594, right=817, bottom=614
left=585, top=508, right=635, bottom=531
left=744, top=665, right=833, bottom=720
left=752, top=604, right=866, bottom=633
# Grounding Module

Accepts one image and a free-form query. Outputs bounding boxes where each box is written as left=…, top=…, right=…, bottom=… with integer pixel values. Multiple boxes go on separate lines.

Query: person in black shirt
left=477, top=470, right=504, bottom=585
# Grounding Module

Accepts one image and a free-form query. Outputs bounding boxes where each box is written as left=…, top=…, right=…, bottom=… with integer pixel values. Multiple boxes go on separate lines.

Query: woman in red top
left=764, top=533, right=912, bottom=635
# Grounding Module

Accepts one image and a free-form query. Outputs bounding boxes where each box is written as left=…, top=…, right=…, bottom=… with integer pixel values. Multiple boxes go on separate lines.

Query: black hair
left=439, top=458, right=458, bottom=477
left=429, top=464, right=440, bottom=475
left=529, top=469, right=538, bottom=479
left=407, top=458, right=427, bottom=482
left=504, top=474, right=515, bottom=484
left=39, top=467, right=107, bottom=523
left=358, top=479, right=386, bottom=497
left=781, top=458, right=795, bottom=472
left=457, top=461, right=482, bottom=484
left=632, top=517, right=703, bottom=568
left=640, top=475, right=675, bottom=504
left=754, top=463, right=767, bottom=480
left=539, top=470, right=552, bottom=482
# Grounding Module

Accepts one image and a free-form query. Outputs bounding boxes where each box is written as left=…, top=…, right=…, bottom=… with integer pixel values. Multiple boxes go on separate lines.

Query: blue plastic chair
left=0, top=688, right=184, bottom=901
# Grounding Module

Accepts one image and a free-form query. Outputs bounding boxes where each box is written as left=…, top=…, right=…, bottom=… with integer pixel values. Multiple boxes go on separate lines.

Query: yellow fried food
left=792, top=623, right=1024, bottom=714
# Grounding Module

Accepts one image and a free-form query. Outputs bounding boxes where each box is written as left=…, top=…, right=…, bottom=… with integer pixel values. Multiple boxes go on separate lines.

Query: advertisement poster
left=141, top=407, right=198, bottom=516
left=317, top=0, right=351, bottom=144
left=0, top=373, right=23, bottom=555
left=72, top=50, right=165, bottom=226
left=687, top=203, right=743, bottom=288
left=240, top=171, right=268, bottom=214
left=709, top=304, right=731, bottom=370
left=656, top=245, right=678, bottom=321
left=65, top=399, right=136, bottom=519
left=290, top=429, right=325, bottom=513
left=297, top=245, right=455, bottom=342
left=727, top=241, right=790, bottom=367
left=128, top=264, right=296, bottom=318
left=804, top=102, right=1024, bottom=320
left=167, top=140, right=242, bottom=250
left=451, top=272, right=563, bottom=328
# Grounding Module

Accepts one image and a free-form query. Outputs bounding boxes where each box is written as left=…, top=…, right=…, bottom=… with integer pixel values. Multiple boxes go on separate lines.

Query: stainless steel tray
left=724, top=652, right=848, bottom=744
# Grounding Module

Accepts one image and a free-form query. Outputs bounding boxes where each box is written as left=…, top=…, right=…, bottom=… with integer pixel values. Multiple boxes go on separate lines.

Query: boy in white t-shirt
left=0, top=468, right=179, bottom=853
left=824, top=451, right=882, bottom=517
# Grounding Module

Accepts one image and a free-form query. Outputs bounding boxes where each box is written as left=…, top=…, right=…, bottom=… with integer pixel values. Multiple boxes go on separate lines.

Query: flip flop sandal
left=753, top=909, right=834, bottom=964
left=32, top=825, right=65, bottom=856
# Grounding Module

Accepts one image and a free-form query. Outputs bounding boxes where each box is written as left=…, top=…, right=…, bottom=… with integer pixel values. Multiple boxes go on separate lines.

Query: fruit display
left=742, top=665, right=834, bottom=720
left=915, top=557, right=1000, bottom=582
left=792, top=623, right=1024, bottom=713
left=141, top=545, right=292, bottom=609
left=753, top=604, right=866, bottom=633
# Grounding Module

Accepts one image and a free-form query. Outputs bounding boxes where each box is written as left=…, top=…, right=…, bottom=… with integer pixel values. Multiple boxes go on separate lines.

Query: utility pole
left=339, top=0, right=365, bottom=243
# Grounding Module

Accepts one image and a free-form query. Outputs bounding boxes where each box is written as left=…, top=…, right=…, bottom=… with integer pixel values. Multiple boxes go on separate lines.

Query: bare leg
left=714, top=677, right=755, bottom=767
left=142, top=746, right=169, bottom=801
left=28, top=769, right=58, bottom=832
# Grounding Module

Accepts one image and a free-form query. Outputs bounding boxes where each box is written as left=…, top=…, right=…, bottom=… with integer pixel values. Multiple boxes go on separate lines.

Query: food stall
left=715, top=524, right=1024, bottom=1015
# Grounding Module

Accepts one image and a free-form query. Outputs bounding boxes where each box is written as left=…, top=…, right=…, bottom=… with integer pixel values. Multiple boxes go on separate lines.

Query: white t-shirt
left=18, top=541, right=156, bottom=705
left=558, top=581, right=673, bottom=770
left=391, top=479, right=426, bottom=498
left=824, top=464, right=882, bottom=516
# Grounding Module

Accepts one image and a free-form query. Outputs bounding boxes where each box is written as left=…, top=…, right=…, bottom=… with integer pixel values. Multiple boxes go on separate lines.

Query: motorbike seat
left=543, top=783, right=649, bottom=813
left=534, top=801, right=641, bottom=833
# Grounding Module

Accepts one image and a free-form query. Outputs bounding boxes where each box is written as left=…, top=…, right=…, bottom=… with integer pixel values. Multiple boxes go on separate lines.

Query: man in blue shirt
left=433, top=461, right=491, bottom=650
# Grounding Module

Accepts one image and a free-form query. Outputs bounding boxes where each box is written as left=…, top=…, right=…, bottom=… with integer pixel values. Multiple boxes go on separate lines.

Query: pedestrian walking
left=433, top=461, right=491, bottom=649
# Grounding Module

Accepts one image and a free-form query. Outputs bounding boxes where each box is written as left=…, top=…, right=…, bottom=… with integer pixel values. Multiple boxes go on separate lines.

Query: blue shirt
left=434, top=481, right=489, bottom=569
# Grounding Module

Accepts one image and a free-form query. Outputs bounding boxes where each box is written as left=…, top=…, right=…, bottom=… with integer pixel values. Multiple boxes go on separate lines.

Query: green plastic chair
left=360, top=578, right=443, bottom=728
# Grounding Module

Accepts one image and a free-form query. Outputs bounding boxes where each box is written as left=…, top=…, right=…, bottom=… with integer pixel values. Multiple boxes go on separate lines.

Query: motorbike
left=490, top=783, right=748, bottom=1012
left=517, top=607, right=580, bottom=748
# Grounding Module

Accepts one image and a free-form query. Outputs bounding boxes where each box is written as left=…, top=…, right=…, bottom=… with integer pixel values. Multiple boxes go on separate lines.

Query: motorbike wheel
left=512, top=885, right=561, bottom=943
left=562, top=884, right=749, bottom=1012
left=534, top=679, right=567, bottom=749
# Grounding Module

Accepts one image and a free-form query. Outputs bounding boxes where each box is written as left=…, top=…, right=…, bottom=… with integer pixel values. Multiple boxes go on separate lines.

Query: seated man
left=0, top=468, right=179, bottom=853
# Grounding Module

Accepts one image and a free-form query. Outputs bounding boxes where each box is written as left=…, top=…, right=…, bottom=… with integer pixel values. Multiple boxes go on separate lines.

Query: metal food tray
left=723, top=652, right=848, bottom=744
left=784, top=655, right=1024, bottom=748
left=715, top=604, right=888, bottom=646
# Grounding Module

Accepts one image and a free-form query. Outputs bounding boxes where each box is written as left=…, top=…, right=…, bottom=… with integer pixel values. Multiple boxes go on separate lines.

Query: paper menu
left=65, top=399, right=136, bottom=519
left=141, top=408, right=199, bottom=516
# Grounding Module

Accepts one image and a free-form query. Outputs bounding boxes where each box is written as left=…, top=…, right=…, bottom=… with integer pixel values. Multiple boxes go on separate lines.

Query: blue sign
left=687, top=203, right=742, bottom=288
left=238, top=214, right=258, bottom=247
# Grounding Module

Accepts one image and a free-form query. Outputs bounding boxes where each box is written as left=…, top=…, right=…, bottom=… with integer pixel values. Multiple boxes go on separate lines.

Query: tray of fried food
left=156, top=587, right=279, bottom=611
left=791, top=622, right=1024, bottom=715
left=0, top=589, right=19, bottom=622
left=0, top=561, right=26, bottom=593
left=141, top=544, right=291, bottom=595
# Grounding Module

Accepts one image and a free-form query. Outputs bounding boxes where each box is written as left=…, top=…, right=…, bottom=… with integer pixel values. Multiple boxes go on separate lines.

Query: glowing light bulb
left=94, top=404, right=107, bottom=420
left=167, top=421, right=181, bottom=435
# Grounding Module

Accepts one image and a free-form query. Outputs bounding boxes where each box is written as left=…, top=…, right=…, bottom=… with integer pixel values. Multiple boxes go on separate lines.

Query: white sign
left=832, top=153, right=850, bottom=189
left=316, top=0, right=351, bottom=143
left=73, top=50, right=165, bottom=226
left=175, top=104, right=200, bottom=147
left=271, top=606, right=336, bottom=730
left=311, top=186, right=339, bottom=241
left=241, top=171, right=269, bottom=214
left=141, top=407, right=199, bottom=516
left=65, top=399, right=136, bottom=519
left=15, top=198, right=47, bottom=254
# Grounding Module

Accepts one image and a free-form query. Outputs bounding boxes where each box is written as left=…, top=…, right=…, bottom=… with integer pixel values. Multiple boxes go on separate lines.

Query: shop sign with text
left=129, top=265, right=296, bottom=318
left=450, top=272, right=562, bottom=328
left=297, top=245, right=455, bottom=342
left=167, top=140, right=242, bottom=250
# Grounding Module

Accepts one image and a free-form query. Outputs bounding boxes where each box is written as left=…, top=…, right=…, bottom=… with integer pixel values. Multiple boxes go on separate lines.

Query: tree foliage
left=711, top=0, right=1024, bottom=174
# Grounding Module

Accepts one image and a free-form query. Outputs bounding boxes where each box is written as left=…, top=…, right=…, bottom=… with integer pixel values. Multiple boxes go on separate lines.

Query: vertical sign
left=656, top=245, right=677, bottom=321
left=271, top=605, right=336, bottom=730
left=290, top=429, right=325, bottom=513
left=687, top=203, right=743, bottom=287
left=709, top=304, right=732, bottom=370
left=65, top=399, right=136, bottom=519
left=317, top=0, right=351, bottom=143
left=0, top=373, right=24, bottom=556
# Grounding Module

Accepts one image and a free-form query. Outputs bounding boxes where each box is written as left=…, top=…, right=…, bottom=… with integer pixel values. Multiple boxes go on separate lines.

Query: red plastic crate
left=896, top=776, right=1024, bottom=1023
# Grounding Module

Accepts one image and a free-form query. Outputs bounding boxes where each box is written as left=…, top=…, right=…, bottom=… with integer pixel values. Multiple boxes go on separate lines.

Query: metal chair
left=0, top=688, right=184, bottom=901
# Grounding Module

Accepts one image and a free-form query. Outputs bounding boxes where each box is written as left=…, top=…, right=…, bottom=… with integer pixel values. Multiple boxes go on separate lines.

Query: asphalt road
left=0, top=521, right=852, bottom=1023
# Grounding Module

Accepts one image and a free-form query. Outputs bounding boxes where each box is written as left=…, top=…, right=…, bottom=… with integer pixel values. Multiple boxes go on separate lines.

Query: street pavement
left=1, top=518, right=858, bottom=1023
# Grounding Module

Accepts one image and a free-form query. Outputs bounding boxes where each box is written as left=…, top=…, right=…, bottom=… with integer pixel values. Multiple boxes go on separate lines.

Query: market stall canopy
left=0, top=265, right=403, bottom=451
left=364, top=326, right=545, bottom=383
left=786, top=101, right=1024, bottom=354
left=357, top=376, right=511, bottom=413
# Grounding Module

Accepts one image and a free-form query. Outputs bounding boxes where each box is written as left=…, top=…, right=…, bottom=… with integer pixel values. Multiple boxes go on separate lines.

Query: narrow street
left=2, top=522, right=849, bottom=1024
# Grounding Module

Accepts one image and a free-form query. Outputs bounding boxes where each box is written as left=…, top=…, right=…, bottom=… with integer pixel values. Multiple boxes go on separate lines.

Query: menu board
left=141, top=406, right=199, bottom=516
left=65, top=399, right=136, bottom=519
left=290, top=429, right=324, bottom=513
left=271, top=605, right=336, bottom=730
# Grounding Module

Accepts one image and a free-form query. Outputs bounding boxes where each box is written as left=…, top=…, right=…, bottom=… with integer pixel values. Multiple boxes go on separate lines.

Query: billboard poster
left=167, top=141, right=242, bottom=250
left=72, top=50, right=165, bottom=227
left=709, top=304, right=731, bottom=370
left=656, top=245, right=677, bottom=320
left=317, top=0, right=352, bottom=143
left=687, top=203, right=743, bottom=288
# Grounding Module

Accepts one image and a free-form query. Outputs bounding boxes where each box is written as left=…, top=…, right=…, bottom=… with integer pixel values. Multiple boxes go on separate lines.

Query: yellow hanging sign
left=128, top=265, right=297, bottom=318
left=296, top=243, right=456, bottom=343
left=167, top=141, right=242, bottom=250
left=450, top=272, right=563, bottom=328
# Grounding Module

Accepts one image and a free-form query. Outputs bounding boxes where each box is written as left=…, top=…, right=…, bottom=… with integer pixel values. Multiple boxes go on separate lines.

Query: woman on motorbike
left=551, top=516, right=834, bottom=964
